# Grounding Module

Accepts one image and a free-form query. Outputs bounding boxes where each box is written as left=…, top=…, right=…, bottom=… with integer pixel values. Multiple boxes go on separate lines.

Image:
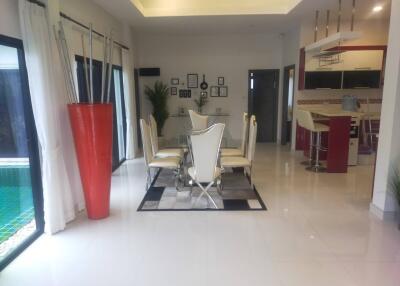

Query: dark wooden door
left=248, top=69, right=279, bottom=142
left=281, top=65, right=295, bottom=145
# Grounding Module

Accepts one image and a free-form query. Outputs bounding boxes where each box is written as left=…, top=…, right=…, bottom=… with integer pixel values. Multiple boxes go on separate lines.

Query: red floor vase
left=68, top=103, right=113, bottom=219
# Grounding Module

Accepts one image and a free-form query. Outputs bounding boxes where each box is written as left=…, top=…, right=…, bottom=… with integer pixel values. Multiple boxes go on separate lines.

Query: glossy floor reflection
left=1, top=144, right=399, bottom=286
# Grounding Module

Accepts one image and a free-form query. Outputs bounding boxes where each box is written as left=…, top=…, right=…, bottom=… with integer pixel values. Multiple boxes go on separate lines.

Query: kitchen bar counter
left=297, top=107, right=381, bottom=173
left=298, top=106, right=380, bottom=119
left=298, top=107, right=362, bottom=173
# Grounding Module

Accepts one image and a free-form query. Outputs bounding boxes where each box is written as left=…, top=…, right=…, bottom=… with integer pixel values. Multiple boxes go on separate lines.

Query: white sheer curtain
left=19, top=0, right=84, bottom=234
left=122, top=48, right=136, bottom=159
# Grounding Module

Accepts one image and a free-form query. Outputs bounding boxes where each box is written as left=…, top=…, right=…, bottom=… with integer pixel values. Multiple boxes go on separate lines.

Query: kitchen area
left=294, top=34, right=385, bottom=173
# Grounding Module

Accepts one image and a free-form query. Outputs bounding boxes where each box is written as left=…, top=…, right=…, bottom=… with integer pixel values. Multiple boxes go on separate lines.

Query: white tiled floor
left=1, top=144, right=399, bottom=286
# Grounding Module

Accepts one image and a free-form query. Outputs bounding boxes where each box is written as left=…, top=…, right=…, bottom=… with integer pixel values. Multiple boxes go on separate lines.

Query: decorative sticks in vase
left=54, top=21, right=115, bottom=104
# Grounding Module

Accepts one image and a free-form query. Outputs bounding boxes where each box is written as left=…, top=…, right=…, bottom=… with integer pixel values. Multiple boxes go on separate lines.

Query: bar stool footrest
left=306, top=166, right=327, bottom=173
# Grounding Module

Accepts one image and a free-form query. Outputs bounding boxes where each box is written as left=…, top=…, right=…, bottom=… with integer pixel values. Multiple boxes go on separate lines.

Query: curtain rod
left=26, top=0, right=129, bottom=51
left=59, top=13, right=129, bottom=51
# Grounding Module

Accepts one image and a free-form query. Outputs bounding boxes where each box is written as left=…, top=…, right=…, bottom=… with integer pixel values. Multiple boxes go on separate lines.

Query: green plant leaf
left=145, top=81, right=169, bottom=136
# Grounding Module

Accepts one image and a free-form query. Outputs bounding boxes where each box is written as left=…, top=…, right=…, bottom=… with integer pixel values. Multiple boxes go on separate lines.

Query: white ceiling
left=92, top=0, right=391, bottom=35
left=131, top=0, right=302, bottom=17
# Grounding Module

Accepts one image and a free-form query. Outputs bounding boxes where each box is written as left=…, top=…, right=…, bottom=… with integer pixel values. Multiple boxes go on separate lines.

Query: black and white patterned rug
left=137, top=168, right=267, bottom=211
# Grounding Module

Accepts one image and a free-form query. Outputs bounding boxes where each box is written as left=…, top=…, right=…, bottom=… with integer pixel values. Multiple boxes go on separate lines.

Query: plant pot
left=68, top=103, right=113, bottom=219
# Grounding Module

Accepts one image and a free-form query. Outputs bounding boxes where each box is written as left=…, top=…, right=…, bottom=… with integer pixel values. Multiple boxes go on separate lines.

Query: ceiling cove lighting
left=130, top=0, right=303, bottom=17
left=372, top=5, right=383, bottom=12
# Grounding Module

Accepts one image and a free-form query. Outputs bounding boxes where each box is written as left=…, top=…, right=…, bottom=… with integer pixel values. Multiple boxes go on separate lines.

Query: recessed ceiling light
left=373, top=5, right=383, bottom=12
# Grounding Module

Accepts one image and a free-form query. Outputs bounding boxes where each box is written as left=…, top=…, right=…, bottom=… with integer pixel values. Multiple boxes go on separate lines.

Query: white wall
left=282, top=27, right=301, bottom=67
left=0, top=0, right=21, bottom=39
left=281, top=27, right=301, bottom=144
left=59, top=0, right=124, bottom=65
left=135, top=32, right=283, bottom=144
left=371, top=0, right=400, bottom=219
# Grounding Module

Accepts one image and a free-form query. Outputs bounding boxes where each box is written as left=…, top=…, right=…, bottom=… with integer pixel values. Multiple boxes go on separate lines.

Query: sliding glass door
left=0, top=35, right=44, bottom=270
left=75, top=57, right=127, bottom=170
left=111, top=67, right=126, bottom=166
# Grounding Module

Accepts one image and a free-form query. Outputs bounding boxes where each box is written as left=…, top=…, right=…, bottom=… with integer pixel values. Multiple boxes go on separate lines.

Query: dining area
left=138, top=110, right=266, bottom=211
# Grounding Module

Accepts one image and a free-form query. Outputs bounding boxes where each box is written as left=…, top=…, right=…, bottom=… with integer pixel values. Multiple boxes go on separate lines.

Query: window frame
left=74, top=55, right=127, bottom=170
left=0, top=34, right=44, bottom=271
left=111, top=65, right=127, bottom=169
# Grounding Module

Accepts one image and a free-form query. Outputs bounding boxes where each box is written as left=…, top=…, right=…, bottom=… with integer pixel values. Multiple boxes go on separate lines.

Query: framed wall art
left=170, top=87, right=177, bottom=95
left=179, top=89, right=192, bottom=98
left=210, top=86, right=228, bottom=97
left=171, top=78, right=179, bottom=85
left=219, top=86, right=228, bottom=97
left=210, top=86, right=219, bottom=97
left=187, top=74, right=198, bottom=88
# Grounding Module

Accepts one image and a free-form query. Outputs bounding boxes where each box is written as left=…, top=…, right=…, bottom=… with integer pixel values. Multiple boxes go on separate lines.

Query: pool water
left=0, top=166, right=35, bottom=244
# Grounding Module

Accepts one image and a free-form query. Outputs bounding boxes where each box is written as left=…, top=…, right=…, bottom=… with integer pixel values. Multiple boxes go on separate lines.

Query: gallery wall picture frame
left=179, top=89, right=192, bottom=98
left=170, top=87, right=177, bottom=95
left=218, top=77, right=225, bottom=85
left=219, top=86, right=228, bottom=97
left=187, top=74, right=198, bottom=88
left=171, top=78, right=179, bottom=85
left=210, top=86, right=219, bottom=97
left=200, top=91, right=208, bottom=98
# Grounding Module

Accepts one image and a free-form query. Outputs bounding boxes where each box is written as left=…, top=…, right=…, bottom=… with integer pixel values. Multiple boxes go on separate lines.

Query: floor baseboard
left=369, top=203, right=397, bottom=221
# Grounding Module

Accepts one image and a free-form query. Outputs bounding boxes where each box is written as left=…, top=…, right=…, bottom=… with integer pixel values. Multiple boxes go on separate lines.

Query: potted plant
left=145, top=81, right=169, bottom=142
left=194, top=94, right=208, bottom=113
left=390, top=163, right=400, bottom=229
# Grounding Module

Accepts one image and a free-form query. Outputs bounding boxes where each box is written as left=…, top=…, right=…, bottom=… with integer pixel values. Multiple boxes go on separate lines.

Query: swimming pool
left=0, top=166, right=35, bottom=244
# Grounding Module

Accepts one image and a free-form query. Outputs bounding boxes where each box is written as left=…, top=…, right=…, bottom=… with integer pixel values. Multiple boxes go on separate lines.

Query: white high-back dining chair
left=246, top=116, right=258, bottom=169
left=221, top=112, right=249, bottom=157
left=149, top=114, right=159, bottom=155
left=188, top=110, right=209, bottom=131
left=188, top=123, right=225, bottom=208
left=148, top=114, right=183, bottom=158
left=221, top=115, right=257, bottom=182
left=140, top=119, right=182, bottom=190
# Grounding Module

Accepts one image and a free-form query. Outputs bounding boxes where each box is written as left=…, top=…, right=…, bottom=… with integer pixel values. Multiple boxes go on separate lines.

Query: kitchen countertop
left=299, top=107, right=380, bottom=119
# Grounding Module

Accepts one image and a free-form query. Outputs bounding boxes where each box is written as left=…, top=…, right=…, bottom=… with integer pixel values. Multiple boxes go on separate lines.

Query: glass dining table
left=163, top=113, right=234, bottom=148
